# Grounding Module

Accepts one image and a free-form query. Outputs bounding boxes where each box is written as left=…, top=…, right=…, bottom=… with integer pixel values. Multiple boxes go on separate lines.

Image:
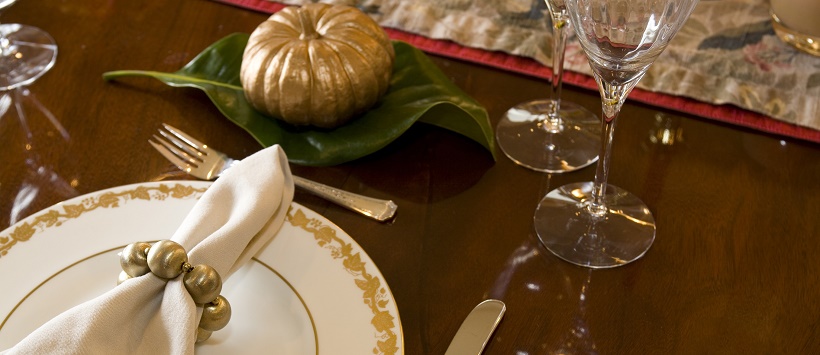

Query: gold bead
left=200, top=295, right=231, bottom=331
left=146, top=240, right=188, bottom=279
left=117, top=270, right=132, bottom=285
left=120, top=242, right=151, bottom=277
left=183, top=264, right=223, bottom=304
left=195, top=328, right=213, bottom=343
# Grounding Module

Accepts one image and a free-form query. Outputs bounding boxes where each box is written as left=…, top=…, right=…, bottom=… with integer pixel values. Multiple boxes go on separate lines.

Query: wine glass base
left=0, top=24, right=58, bottom=90
left=534, top=182, right=655, bottom=268
left=496, top=99, right=600, bottom=173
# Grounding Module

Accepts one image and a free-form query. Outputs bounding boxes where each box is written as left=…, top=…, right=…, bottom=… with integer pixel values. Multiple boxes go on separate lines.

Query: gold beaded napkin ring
left=117, top=240, right=231, bottom=343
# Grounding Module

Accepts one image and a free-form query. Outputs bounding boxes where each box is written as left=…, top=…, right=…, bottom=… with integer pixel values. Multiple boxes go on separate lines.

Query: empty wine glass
left=495, top=0, right=601, bottom=173
left=0, top=0, right=58, bottom=90
left=534, top=0, right=700, bottom=268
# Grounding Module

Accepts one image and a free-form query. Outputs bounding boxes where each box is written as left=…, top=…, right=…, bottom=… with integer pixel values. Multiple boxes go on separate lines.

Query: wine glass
left=534, top=0, right=700, bottom=268
left=495, top=0, right=601, bottom=173
left=0, top=0, right=58, bottom=90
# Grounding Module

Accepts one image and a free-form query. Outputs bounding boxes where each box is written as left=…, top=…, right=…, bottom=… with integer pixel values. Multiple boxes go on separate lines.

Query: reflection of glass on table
left=649, top=113, right=684, bottom=146
left=0, top=0, right=64, bottom=227
left=1, top=88, right=77, bottom=227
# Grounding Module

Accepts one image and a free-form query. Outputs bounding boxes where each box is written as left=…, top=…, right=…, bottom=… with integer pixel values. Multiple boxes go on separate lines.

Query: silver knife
left=444, top=299, right=506, bottom=355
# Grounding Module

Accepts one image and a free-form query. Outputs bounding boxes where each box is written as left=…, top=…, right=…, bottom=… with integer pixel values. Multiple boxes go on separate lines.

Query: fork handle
left=292, top=176, right=398, bottom=222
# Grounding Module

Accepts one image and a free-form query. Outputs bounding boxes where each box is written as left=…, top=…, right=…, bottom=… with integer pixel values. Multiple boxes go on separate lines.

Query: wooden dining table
left=2, top=0, right=819, bottom=353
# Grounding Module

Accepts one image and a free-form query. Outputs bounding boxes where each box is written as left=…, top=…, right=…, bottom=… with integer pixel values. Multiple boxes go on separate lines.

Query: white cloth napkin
left=2, top=145, right=295, bottom=354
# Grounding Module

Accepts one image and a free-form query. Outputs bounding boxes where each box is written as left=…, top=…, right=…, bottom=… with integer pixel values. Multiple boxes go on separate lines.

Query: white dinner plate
left=0, top=181, right=403, bottom=354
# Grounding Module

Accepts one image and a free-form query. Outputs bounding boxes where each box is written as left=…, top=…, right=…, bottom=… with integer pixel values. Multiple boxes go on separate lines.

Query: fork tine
left=158, top=129, right=203, bottom=160
left=162, top=123, right=207, bottom=150
left=152, top=134, right=203, bottom=166
left=149, top=139, right=196, bottom=172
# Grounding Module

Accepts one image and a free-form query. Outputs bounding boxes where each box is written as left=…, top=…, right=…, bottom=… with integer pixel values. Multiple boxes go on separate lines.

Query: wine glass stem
left=547, top=10, right=568, bottom=122
left=589, top=98, right=621, bottom=214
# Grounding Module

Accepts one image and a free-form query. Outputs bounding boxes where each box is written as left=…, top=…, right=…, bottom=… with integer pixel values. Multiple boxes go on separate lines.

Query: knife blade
left=444, top=299, right=506, bottom=355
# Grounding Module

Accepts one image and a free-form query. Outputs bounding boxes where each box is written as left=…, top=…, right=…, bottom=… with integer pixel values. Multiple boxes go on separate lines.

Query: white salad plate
left=0, top=181, right=403, bottom=354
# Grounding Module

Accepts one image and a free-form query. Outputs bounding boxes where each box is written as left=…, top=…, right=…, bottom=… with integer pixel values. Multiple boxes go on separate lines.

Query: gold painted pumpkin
left=240, top=4, right=395, bottom=129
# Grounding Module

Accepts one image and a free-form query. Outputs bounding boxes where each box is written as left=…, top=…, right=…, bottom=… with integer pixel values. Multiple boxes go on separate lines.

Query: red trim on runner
left=211, top=0, right=820, bottom=144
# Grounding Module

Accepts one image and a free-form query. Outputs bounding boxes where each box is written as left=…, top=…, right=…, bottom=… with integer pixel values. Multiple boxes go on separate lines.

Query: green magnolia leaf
left=103, top=33, right=496, bottom=166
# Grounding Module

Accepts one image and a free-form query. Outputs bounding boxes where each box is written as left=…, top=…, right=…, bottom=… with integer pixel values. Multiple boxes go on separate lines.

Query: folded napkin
left=2, top=145, right=295, bottom=354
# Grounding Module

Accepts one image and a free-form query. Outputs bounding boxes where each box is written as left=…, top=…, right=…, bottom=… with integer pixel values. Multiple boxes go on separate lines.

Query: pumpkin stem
left=298, top=9, right=319, bottom=40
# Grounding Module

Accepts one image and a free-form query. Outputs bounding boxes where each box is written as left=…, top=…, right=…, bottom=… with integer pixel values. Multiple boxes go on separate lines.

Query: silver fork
left=149, top=123, right=397, bottom=222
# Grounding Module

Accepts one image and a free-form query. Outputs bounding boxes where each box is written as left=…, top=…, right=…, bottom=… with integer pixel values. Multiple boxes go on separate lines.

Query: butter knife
left=444, top=299, right=506, bottom=355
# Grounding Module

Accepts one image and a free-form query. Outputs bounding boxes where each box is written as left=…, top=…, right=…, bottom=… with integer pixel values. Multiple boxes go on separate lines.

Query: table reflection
left=550, top=269, right=597, bottom=355
left=649, top=113, right=684, bottom=147
left=2, top=87, right=78, bottom=227
left=483, top=233, right=601, bottom=354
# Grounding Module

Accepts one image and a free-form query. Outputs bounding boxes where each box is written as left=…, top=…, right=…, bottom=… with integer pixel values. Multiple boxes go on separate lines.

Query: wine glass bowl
left=495, top=0, right=601, bottom=173
left=535, top=0, right=700, bottom=268
left=572, top=0, right=697, bottom=95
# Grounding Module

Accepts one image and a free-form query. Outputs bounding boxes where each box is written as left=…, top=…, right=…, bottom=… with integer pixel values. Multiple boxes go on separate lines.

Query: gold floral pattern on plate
left=0, top=183, right=207, bottom=258
left=288, top=208, right=400, bottom=355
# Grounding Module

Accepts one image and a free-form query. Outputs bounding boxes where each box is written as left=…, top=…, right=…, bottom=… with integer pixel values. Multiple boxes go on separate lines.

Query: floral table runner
left=216, top=0, right=820, bottom=143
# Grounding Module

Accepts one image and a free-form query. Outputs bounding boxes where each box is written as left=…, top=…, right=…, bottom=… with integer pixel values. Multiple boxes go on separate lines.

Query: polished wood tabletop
left=2, top=0, right=819, bottom=353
